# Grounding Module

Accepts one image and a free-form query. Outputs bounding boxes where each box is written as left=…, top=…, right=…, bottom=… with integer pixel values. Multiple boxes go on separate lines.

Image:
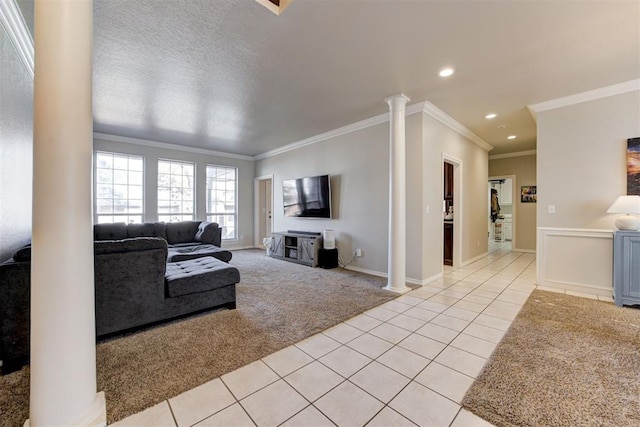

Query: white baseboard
left=462, top=251, right=488, bottom=267
left=344, top=265, right=387, bottom=278
left=417, top=272, right=444, bottom=286
left=514, top=248, right=536, bottom=254
left=344, top=265, right=442, bottom=287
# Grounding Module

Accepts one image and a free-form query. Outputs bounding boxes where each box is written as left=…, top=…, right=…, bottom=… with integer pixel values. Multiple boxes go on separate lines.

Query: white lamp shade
left=608, top=195, right=640, bottom=230
left=607, top=195, right=640, bottom=214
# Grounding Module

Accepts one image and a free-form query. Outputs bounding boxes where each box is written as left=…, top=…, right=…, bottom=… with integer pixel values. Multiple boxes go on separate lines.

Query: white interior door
left=254, top=175, right=274, bottom=247
left=265, top=179, right=272, bottom=237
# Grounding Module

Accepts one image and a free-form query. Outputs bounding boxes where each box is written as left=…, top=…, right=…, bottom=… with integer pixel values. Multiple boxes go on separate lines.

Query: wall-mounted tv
left=283, top=174, right=331, bottom=218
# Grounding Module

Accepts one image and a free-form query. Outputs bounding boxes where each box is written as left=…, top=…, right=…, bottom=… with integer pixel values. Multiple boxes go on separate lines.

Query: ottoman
left=164, top=257, right=240, bottom=309
left=167, top=244, right=233, bottom=263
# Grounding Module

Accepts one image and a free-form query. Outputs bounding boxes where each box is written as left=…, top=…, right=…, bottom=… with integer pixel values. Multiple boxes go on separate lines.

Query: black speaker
left=318, top=248, right=339, bottom=269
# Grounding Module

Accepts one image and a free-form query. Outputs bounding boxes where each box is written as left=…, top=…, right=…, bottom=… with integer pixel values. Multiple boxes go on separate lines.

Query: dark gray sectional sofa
left=94, top=220, right=233, bottom=263
left=0, top=220, right=240, bottom=374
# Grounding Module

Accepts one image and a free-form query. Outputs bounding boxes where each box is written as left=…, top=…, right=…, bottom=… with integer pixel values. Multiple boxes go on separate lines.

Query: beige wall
left=535, top=89, right=640, bottom=294
left=255, top=111, right=490, bottom=283
left=93, top=138, right=256, bottom=250
left=489, top=154, right=537, bottom=251
left=255, top=120, right=393, bottom=276
left=0, top=25, right=33, bottom=261
left=422, top=113, right=490, bottom=272
left=537, top=91, right=640, bottom=230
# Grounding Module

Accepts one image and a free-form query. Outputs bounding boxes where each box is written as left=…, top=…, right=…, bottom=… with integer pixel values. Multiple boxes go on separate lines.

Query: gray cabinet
left=271, top=234, right=284, bottom=257
left=613, top=230, right=640, bottom=307
left=270, top=231, right=321, bottom=267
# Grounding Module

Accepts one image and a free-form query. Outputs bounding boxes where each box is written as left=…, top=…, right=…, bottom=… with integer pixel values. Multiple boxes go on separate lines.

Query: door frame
left=254, top=174, right=274, bottom=248
left=442, top=154, right=463, bottom=268
left=488, top=174, right=517, bottom=249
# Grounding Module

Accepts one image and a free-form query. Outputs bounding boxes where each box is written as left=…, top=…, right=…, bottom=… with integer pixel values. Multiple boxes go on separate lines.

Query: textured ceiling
left=24, top=1, right=640, bottom=156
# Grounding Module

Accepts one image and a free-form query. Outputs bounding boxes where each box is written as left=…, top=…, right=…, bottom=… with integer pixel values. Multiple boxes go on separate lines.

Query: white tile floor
left=110, top=246, right=609, bottom=427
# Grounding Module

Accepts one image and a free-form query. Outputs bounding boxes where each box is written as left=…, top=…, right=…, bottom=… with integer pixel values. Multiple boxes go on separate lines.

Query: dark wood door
left=444, top=222, right=453, bottom=266
left=444, top=162, right=454, bottom=199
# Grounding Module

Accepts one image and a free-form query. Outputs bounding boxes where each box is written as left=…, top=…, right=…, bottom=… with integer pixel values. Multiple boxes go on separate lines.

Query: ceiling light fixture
left=438, top=67, right=455, bottom=78
left=485, top=113, right=497, bottom=119
left=507, top=135, right=517, bottom=140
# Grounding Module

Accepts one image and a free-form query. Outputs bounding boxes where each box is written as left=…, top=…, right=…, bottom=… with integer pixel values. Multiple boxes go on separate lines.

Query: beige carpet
left=0, top=249, right=398, bottom=426
left=463, top=289, right=640, bottom=427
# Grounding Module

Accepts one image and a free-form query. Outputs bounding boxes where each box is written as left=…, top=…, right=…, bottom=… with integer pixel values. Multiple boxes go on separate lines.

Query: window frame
left=157, top=158, right=196, bottom=223
left=94, top=151, right=145, bottom=224
left=205, top=164, right=238, bottom=240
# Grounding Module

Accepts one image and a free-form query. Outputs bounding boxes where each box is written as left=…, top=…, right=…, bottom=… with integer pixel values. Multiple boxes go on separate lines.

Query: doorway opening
left=442, top=154, right=463, bottom=268
left=254, top=175, right=274, bottom=248
left=488, top=176, right=515, bottom=253
left=443, top=161, right=454, bottom=266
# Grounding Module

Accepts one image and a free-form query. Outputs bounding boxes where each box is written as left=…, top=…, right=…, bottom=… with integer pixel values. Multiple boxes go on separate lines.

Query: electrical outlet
left=355, top=248, right=362, bottom=257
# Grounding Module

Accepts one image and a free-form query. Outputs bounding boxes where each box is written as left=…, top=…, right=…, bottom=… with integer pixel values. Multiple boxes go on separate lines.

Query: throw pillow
left=194, top=221, right=217, bottom=243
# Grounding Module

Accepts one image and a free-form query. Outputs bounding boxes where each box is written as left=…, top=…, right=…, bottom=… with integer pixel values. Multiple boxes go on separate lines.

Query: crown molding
left=421, top=101, right=493, bottom=152
left=254, top=111, right=391, bottom=160
left=254, top=100, right=478, bottom=160
left=93, top=133, right=254, bottom=161
left=0, top=0, right=34, bottom=79
left=489, top=149, right=536, bottom=160
left=528, top=79, right=640, bottom=120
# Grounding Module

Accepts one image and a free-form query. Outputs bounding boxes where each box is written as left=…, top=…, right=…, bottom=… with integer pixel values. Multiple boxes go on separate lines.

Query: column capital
left=384, top=93, right=411, bottom=109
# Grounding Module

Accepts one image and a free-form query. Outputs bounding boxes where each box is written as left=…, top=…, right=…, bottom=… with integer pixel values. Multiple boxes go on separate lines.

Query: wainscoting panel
left=537, top=228, right=613, bottom=296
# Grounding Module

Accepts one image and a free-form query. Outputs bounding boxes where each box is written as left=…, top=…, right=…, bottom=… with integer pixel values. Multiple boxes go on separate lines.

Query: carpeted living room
left=1, top=1, right=640, bottom=426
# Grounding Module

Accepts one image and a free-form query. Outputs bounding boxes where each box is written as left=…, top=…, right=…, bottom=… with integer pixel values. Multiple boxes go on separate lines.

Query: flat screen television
left=283, top=174, right=331, bottom=218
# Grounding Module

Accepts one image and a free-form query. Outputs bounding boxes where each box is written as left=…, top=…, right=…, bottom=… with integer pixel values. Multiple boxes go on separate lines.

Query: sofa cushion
left=153, top=222, right=168, bottom=240
left=94, top=237, right=168, bottom=256
left=167, top=245, right=232, bottom=263
left=165, top=257, right=240, bottom=298
left=94, top=223, right=128, bottom=241
left=194, top=221, right=217, bottom=243
left=126, top=223, right=156, bottom=238
left=165, top=221, right=200, bottom=245
left=13, top=244, right=31, bottom=262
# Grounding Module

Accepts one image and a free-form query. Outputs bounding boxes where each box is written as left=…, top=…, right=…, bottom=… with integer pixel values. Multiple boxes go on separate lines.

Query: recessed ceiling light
left=438, top=67, right=455, bottom=77
left=485, top=113, right=497, bottom=119
left=507, top=135, right=517, bottom=140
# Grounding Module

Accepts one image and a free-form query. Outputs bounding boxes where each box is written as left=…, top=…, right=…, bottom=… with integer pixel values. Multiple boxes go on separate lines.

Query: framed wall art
left=521, top=185, right=537, bottom=203
left=627, top=137, right=640, bottom=195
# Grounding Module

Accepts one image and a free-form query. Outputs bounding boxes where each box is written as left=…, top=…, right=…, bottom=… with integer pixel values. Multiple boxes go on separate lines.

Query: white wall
left=93, top=138, right=255, bottom=249
left=255, top=110, right=491, bottom=283
left=536, top=89, right=640, bottom=294
left=255, top=121, right=392, bottom=276
left=0, top=25, right=33, bottom=261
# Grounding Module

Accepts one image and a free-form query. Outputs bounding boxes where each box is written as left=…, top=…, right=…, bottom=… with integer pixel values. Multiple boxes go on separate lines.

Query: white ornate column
left=384, top=94, right=411, bottom=294
left=29, top=0, right=106, bottom=425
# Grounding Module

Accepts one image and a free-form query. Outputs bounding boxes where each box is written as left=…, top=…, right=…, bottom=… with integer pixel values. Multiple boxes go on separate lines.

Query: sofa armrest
left=0, top=260, right=31, bottom=368
left=94, top=242, right=168, bottom=336
left=194, top=221, right=222, bottom=247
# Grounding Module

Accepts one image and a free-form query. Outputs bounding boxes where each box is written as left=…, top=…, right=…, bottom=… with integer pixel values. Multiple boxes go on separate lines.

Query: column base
left=25, top=391, right=106, bottom=427
left=383, top=284, right=411, bottom=294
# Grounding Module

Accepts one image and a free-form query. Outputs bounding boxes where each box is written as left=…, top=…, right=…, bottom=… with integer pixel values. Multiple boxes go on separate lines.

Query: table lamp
left=607, top=195, right=640, bottom=230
